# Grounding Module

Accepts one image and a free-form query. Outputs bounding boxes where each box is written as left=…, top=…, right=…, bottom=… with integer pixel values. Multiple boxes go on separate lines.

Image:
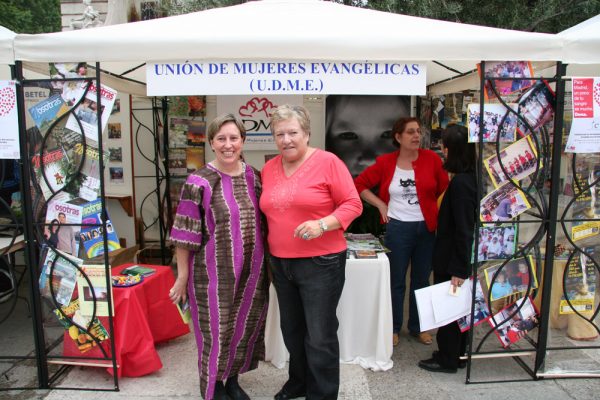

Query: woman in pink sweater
left=260, top=104, right=362, bottom=400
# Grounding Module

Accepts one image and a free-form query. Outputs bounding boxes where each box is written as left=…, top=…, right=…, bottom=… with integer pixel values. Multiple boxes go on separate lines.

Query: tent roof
left=558, top=14, right=600, bottom=64
left=13, top=0, right=562, bottom=88
left=0, top=26, right=15, bottom=64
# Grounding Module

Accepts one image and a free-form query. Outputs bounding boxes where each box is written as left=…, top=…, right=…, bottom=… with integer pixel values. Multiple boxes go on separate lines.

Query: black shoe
left=418, top=358, right=457, bottom=374
left=226, top=375, right=250, bottom=400
left=214, top=381, right=232, bottom=400
left=274, top=388, right=306, bottom=400
left=458, top=360, right=467, bottom=369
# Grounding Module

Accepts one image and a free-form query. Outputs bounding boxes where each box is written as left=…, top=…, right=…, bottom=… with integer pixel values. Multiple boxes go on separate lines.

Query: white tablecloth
left=264, top=253, right=393, bottom=371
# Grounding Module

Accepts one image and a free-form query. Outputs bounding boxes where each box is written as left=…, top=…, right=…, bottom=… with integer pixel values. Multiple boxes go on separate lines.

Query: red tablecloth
left=62, top=264, right=190, bottom=377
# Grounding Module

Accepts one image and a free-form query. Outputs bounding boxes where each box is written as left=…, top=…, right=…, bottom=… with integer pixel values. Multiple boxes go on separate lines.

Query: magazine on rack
left=517, top=80, right=556, bottom=134
left=80, top=199, right=121, bottom=258
left=45, top=195, right=84, bottom=256
left=38, top=246, right=83, bottom=306
left=560, top=248, right=597, bottom=315
left=54, top=299, right=110, bottom=353
left=70, top=142, right=108, bottom=201
left=31, top=146, right=70, bottom=200
left=27, top=94, right=70, bottom=134
left=65, top=82, right=117, bottom=141
left=77, top=264, right=113, bottom=317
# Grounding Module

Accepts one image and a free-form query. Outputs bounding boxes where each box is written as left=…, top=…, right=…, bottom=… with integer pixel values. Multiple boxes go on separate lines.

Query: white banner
left=216, top=95, right=302, bottom=150
left=0, top=81, right=19, bottom=159
left=565, top=77, right=600, bottom=153
left=147, top=61, right=426, bottom=96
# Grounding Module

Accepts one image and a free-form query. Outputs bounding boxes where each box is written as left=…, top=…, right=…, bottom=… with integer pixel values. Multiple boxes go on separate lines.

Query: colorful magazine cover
left=45, top=195, right=83, bottom=256
left=54, top=299, right=110, bottom=353
left=38, top=246, right=83, bottom=306
left=71, top=142, right=109, bottom=201
left=77, top=264, right=113, bottom=317
left=484, top=135, right=541, bottom=188
left=457, top=279, right=491, bottom=332
left=560, top=248, right=597, bottom=315
left=467, top=103, right=518, bottom=143
left=65, top=82, right=117, bottom=141
left=31, top=146, right=70, bottom=200
left=483, top=256, right=539, bottom=302
left=488, top=296, right=539, bottom=348
left=27, top=94, right=70, bottom=134
left=480, top=182, right=532, bottom=222
left=80, top=199, right=121, bottom=258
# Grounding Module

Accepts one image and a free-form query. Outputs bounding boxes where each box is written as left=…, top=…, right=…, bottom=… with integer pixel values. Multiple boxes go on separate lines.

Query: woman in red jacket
left=354, top=117, right=448, bottom=347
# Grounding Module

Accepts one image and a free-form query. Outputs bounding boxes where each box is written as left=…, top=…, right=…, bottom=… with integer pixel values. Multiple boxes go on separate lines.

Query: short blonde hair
left=207, top=113, right=246, bottom=142
left=270, top=104, right=311, bottom=136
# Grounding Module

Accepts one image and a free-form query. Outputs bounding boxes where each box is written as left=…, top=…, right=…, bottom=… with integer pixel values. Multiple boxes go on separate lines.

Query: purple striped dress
left=170, top=163, right=268, bottom=400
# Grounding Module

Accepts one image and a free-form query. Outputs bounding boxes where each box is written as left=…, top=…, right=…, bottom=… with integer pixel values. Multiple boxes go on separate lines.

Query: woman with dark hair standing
left=355, top=117, right=448, bottom=347
left=418, top=124, right=477, bottom=373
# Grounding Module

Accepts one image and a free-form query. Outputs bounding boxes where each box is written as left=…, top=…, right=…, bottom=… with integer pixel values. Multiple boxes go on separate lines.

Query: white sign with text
left=147, top=61, right=426, bottom=96
left=216, top=95, right=302, bottom=150
left=0, top=81, right=19, bottom=159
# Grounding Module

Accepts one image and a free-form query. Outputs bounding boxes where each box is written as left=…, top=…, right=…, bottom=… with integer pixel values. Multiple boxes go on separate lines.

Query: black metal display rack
left=0, top=62, right=119, bottom=392
left=465, top=61, right=600, bottom=383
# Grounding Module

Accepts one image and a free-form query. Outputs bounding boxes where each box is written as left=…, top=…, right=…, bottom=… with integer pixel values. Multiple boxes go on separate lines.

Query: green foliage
left=0, top=0, right=61, bottom=33
left=364, top=0, right=600, bottom=33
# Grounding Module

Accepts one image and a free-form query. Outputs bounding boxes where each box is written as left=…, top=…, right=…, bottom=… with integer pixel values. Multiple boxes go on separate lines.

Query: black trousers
left=270, top=251, right=346, bottom=400
left=433, top=271, right=467, bottom=369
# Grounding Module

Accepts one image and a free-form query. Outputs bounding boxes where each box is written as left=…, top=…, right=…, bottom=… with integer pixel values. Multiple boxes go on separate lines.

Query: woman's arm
left=359, top=189, right=389, bottom=223
left=169, top=247, right=190, bottom=304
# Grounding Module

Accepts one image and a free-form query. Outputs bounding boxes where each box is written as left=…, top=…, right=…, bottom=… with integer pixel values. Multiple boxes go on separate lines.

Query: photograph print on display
left=108, top=123, right=121, bottom=139
left=480, top=183, right=532, bottom=222
left=517, top=80, right=555, bottom=134
left=457, top=279, right=491, bottom=332
left=483, top=256, right=539, bottom=302
left=478, top=61, right=535, bottom=99
left=467, top=103, right=518, bottom=143
left=109, top=167, right=124, bottom=184
left=475, top=223, right=518, bottom=261
left=108, top=147, right=122, bottom=162
left=484, top=135, right=540, bottom=188
left=488, top=296, right=539, bottom=348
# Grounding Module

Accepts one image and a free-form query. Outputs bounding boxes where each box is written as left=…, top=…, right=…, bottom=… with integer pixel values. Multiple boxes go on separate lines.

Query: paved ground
left=4, top=326, right=600, bottom=400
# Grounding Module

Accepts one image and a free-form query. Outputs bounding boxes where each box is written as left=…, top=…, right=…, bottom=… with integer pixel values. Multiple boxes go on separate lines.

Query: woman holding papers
left=418, top=124, right=477, bottom=373
left=169, top=114, right=268, bottom=400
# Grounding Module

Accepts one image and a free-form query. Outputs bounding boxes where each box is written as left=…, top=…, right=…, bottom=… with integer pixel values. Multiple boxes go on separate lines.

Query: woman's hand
left=169, top=276, right=187, bottom=305
left=377, top=204, right=389, bottom=224
left=294, top=220, right=322, bottom=241
left=450, top=276, right=465, bottom=294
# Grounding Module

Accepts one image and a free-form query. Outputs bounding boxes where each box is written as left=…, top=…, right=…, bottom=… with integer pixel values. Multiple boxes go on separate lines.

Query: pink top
left=260, top=149, right=362, bottom=258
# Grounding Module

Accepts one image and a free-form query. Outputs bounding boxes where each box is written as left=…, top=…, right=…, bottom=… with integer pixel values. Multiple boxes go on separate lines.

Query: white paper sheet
left=415, top=281, right=473, bottom=331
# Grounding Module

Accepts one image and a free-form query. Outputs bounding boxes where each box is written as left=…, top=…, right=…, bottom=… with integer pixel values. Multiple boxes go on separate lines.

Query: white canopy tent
left=0, top=26, right=15, bottom=65
left=11, top=0, right=571, bottom=95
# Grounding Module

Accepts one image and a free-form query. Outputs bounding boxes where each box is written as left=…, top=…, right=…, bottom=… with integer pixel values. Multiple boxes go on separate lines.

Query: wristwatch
left=318, top=219, right=328, bottom=233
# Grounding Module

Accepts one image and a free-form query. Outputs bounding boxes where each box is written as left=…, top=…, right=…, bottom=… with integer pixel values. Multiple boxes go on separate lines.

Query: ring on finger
left=302, top=232, right=310, bottom=240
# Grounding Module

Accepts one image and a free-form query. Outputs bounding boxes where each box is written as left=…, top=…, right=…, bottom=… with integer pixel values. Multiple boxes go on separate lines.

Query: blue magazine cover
left=80, top=199, right=121, bottom=258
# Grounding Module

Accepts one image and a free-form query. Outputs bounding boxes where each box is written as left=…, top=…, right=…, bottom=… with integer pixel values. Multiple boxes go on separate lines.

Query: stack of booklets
left=345, top=233, right=389, bottom=259
left=121, top=265, right=156, bottom=277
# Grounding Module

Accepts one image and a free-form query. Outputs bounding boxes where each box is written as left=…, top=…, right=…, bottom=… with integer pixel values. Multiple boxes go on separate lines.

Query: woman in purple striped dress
left=169, top=114, right=268, bottom=400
